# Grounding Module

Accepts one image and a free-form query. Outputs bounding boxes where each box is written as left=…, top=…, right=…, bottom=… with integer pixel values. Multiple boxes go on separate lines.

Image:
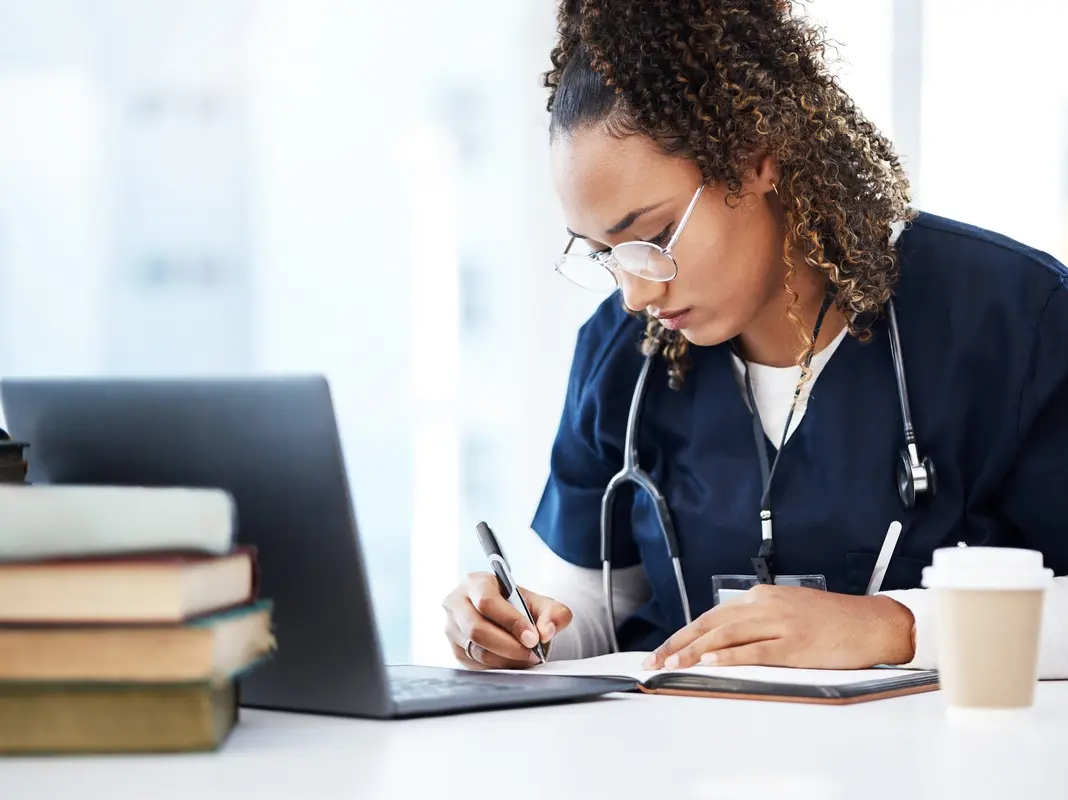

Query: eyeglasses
left=554, top=184, right=705, bottom=293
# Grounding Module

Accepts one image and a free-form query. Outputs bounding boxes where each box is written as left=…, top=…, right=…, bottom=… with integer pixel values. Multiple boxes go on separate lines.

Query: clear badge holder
left=712, top=573, right=828, bottom=606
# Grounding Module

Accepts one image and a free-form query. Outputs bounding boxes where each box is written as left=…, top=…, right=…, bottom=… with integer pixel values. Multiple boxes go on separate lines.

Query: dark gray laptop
left=0, top=375, right=634, bottom=718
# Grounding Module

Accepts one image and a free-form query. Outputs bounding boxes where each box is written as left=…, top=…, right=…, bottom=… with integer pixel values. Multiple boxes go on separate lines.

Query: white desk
left=3, top=684, right=1067, bottom=799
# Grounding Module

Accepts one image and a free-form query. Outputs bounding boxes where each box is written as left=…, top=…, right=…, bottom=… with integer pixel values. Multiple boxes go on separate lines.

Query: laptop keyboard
left=389, top=675, right=522, bottom=703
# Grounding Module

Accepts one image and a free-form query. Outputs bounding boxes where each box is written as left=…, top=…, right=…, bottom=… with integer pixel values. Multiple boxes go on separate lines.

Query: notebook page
left=525, top=651, right=923, bottom=685
left=523, top=651, right=651, bottom=680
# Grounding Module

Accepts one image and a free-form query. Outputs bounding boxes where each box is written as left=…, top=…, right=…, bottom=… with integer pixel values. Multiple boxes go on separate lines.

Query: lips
left=654, top=308, right=691, bottom=331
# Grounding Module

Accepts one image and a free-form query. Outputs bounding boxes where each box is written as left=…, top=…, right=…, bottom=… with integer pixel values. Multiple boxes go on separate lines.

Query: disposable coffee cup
left=922, top=547, right=1052, bottom=713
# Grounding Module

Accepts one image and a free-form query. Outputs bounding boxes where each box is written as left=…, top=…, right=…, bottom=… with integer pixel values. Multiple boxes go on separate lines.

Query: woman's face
left=550, top=125, right=787, bottom=347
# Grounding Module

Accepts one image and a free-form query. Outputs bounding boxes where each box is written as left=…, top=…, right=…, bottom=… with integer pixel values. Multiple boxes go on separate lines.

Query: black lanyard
left=736, top=291, right=835, bottom=583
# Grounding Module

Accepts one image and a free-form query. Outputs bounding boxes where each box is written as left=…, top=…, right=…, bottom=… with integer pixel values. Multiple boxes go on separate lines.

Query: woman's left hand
left=642, top=585, right=916, bottom=671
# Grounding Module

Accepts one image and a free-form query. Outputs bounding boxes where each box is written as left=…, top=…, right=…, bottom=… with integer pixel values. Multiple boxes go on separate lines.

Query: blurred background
left=0, top=0, right=1065, bottom=666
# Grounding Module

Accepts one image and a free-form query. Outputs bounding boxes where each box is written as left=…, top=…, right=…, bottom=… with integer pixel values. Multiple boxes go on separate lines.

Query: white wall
left=0, top=70, right=106, bottom=386
left=919, top=0, right=1068, bottom=260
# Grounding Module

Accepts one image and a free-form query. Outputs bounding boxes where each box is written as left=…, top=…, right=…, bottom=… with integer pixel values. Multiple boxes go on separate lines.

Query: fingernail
left=700, top=653, right=718, bottom=664
left=543, top=623, right=556, bottom=640
left=664, top=655, right=680, bottom=670
left=520, top=630, right=539, bottom=648
left=641, top=654, right=657, bottom=669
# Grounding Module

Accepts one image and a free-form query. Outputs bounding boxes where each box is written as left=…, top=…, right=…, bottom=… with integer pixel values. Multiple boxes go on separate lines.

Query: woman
left=443, top=0, right=1068, bottom=674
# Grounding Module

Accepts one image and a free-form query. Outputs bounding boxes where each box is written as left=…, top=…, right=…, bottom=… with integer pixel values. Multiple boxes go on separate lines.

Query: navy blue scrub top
left=531, top=212, right=1068, bottom=652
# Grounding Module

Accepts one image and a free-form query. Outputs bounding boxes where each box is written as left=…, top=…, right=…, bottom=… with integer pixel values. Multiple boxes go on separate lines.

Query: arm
left=530, top=535, right=651, bottom=661
left=880, top=580, right=1068, bottom=678
left=442, top=303, right=643, bottom=671
left=529, top=302, right=648, bottom=651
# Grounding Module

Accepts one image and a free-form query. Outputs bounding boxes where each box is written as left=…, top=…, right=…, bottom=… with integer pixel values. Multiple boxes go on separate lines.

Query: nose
left=617, top=271, right=668, bottom=315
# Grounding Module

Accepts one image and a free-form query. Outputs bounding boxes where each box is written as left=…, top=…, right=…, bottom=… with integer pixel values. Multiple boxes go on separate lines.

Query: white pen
left=866, top=520, right=903, bottom=595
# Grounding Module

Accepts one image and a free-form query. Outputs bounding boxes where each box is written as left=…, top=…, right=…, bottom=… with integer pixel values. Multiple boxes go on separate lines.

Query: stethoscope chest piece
left=897, top=446, right=937, bottom=509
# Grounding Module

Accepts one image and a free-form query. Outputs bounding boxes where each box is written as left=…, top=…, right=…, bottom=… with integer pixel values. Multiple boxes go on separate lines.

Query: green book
left=0, top=679, right=238, bottom=755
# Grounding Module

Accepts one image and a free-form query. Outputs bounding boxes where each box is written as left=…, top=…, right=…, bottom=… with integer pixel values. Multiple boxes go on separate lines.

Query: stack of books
left=0, top=484, right=276, bottom=755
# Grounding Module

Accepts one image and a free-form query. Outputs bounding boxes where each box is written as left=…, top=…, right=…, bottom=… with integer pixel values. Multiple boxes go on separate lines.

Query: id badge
left=712, top=573, right=828, bottom=606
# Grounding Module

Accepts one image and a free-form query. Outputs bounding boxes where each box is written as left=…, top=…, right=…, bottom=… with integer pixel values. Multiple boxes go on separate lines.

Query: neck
left=735, top=272, right=846, bottom=368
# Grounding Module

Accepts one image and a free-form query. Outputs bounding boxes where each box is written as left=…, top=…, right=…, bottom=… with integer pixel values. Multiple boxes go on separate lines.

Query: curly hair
left=544, top=0, right=914, bottom=389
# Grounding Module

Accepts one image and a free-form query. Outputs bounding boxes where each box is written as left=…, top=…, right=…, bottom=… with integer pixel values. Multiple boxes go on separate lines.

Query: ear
left=747, top=152, right=781, bottom=195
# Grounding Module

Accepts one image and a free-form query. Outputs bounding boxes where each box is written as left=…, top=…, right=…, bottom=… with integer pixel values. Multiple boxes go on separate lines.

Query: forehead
left=550, top=126, right=695, bottom=238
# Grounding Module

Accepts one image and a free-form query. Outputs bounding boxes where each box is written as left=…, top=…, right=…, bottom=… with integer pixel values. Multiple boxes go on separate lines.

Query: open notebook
left=521, top=652, right=939, bottom=705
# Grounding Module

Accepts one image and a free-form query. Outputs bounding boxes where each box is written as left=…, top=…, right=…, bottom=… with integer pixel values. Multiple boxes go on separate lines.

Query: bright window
left=0, top=1, right=1060, bottom=667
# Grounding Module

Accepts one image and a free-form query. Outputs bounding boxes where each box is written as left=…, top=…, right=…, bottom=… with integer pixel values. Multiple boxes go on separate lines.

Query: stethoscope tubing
left=598, top=298, right=928, bottom=652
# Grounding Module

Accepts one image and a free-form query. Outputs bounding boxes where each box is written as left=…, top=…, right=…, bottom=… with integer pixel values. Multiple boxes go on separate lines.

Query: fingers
left=466, top=573, right=541, bottom=650
left=448, top=601, right=540, bottom=668
left=643, top=622, right=704, bottom=670
left=524, top=589, right=573, bottom=644
left=453, top=594, right=539, bottom=664
left=441, top=573, right=545, bottom=669
left=642, top=606, right=739, bottom=669
left=643, top=585, right=786, bottom=669
left=446, top=618, right=484, bottom=669
left=698, top=639, right=783, bottom=667
left=442, top=573, right=574, bottom=670
left=668, top=620, right=781, bottom=669
left=444, top=619, right=533, bottom=671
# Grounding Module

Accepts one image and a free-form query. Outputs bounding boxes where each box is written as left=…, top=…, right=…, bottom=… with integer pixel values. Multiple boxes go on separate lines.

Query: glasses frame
left=554, top=183, right=705, bottom=292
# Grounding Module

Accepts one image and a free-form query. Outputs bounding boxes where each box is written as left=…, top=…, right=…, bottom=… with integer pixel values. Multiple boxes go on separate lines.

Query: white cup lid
left=922, top=546, right=1053, bottom=590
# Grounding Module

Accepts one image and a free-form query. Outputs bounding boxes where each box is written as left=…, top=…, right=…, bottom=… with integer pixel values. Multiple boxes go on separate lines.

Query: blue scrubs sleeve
left=531, top=315, right=642, bottom=570
left=998, top=282, right=1068, bottom=575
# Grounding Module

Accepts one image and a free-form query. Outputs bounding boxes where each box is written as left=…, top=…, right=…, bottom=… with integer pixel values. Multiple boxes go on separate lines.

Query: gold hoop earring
left=771, top=181, right=779, bottom=196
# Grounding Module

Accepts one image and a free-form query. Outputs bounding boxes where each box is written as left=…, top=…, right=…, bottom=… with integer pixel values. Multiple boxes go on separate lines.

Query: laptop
left=0, top=375, right=634, bottom=718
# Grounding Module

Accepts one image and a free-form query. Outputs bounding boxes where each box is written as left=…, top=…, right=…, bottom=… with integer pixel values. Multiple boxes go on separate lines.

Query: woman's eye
left=647, top=224, right=674, bottom=247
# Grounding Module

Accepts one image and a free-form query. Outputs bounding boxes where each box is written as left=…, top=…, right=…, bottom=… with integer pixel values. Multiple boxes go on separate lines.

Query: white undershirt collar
left=728, top=325, right=848, bottom=444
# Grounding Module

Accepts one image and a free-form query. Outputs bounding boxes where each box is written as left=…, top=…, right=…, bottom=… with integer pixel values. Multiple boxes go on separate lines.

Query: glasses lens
left=611, top=242, right=677, bottom=281
left=554, top=252, right=618, bottom=293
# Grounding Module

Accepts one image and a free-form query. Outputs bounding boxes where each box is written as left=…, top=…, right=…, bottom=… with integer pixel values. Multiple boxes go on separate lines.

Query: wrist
left=869, top=594, right=916, bottom=665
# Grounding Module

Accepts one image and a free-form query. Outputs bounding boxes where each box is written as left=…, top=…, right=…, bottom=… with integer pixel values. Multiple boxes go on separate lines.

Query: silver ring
left=464, top=638, right=478, bottom=661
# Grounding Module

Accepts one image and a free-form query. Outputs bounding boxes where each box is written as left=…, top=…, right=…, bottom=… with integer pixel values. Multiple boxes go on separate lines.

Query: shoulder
left=893, top=212, right=1068, bottom=351
left=893, top=211, right=1068, bottom=424
left=896, top=211, right=1068, bottom=303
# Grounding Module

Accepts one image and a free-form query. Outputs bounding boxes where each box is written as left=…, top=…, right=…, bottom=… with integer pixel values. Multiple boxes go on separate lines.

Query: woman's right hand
left=443, top=572, right=573, bottom=669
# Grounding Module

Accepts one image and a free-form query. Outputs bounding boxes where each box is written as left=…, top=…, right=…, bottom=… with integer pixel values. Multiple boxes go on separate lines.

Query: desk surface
left=3, top=684, right=1067, bottom=800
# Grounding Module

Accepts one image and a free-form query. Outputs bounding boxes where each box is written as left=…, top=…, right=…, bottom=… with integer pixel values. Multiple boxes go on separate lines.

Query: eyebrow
left=566, top=199, right=671, bottom=240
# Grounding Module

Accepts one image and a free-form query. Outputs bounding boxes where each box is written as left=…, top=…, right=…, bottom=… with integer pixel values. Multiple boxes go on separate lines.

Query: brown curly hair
left=544, top=0, right=914, bottom=389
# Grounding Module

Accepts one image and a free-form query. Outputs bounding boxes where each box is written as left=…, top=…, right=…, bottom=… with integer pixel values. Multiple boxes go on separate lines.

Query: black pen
left=475, top=521, right=547, bottom=664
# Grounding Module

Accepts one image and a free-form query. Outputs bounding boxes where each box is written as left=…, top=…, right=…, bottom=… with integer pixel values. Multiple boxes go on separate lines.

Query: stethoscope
left=599, top=293, right=937, bottom=653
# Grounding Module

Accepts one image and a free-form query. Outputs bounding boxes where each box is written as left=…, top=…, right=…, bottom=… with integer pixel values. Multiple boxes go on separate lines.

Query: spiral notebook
left=524, top=652, right=939, bottom=705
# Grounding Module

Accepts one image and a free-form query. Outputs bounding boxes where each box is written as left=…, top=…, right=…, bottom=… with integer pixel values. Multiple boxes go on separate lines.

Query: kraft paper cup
left=922, top=547, right=1052, bottom=714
